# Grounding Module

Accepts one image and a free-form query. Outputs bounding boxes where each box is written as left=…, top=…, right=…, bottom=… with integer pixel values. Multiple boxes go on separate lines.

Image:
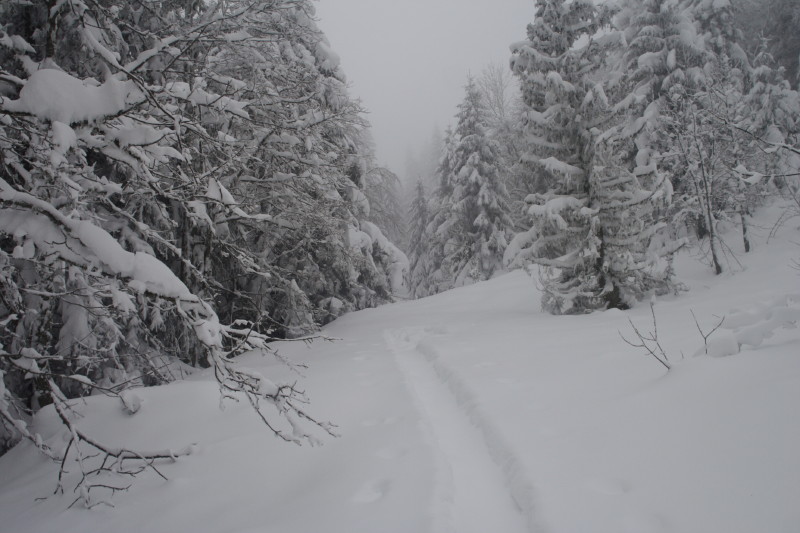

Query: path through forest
left=386, top=327, right=534, bottom=533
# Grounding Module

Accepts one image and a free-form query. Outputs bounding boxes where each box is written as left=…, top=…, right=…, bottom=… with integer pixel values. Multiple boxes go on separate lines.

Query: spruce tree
left=428, top=78, right=512, bottom=289
left=407, top=180, right=434, bottom=298
left=506, top=0, right=614, bottom=313
left=425, top=127, right=458, bottom=293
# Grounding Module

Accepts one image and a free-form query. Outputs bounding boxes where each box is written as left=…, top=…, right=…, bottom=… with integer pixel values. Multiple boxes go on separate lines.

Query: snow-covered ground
left=1, top=207, right=799, bottom=533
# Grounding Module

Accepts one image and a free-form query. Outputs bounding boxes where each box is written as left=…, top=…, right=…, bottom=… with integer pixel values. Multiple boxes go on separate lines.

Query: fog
left=315, top=0, right=534, bottom=179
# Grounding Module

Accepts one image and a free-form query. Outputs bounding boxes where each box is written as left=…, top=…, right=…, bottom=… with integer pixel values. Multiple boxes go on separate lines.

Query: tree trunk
left=46, top=0, right=59, bottom=59
left=741, top=208, right=751, bottom=253
left=705, top=206, right=723, bottom=275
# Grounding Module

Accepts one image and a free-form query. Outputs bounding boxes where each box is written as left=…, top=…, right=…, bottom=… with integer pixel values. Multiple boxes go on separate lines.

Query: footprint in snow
left=352, top=479, right=391, bottom=504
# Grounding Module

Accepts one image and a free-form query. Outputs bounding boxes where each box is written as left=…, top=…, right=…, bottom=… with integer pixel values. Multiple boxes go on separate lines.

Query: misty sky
left=315, top=0, right=535, bottom=178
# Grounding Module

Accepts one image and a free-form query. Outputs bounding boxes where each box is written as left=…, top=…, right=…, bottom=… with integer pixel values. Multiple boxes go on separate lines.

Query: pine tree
left=477, top=63, right=527, bottom=231
left=407, top=180, right=434, bottom=298
left=428, top=78, right=512, bottom=288
left=506, top=0, right=620, bottom=313
left=592, top=0, right=703, bottom=302
left=425, top=127, right=458, bottom=293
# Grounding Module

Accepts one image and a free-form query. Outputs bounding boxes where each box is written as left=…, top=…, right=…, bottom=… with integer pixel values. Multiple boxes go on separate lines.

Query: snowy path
left=385, top=327, right=536, bottom=533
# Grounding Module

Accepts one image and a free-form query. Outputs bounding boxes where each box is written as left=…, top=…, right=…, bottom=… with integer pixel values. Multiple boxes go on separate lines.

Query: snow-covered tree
left=0, top=0, right=406, bottom=502
left=404, top=126, right=444, bottom=193
left=407, top=180, right=434, bottom=298
left=363, top=163, right=407, bottom=249
left=476, top=62, right=527, bottom=230
left=422, top=127, right=458, bottom=294
left=594, top=0, right=703, bottom=299
left=648, top=0, right=798, bottom=271
left=506, top=0, right=686, bottom=313
left=477, top=62, right=523, bottom=153
left=427, top=78, right=512, bottom=289
left=735, top=0, right=800, bottom=88
left=506, top=0, right=620, bottom=313
left=738, top=46, right=800, bottom=218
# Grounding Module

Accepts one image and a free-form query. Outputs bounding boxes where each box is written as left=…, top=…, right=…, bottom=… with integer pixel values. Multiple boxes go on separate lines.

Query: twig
left=691, top=310, right=726, bottom=355
left=619, top=302, right=671, bottom=371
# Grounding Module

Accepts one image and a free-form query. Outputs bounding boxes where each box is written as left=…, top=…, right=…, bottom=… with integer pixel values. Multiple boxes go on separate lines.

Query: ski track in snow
left=385, top=327, right=539, bottom=533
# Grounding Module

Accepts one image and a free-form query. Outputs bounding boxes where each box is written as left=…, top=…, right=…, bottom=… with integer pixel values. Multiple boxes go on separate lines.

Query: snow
left=164, top=81, right=249, bottom=119
left=346, top=224, right=373, bottom=253
left=362, top=221, right=410, bottom=297
left=68, top=375, right=94, bottom=387
left=0, top=178, right=194, bottom=300
left=103, top=117, right=165, bottom=148
left=528, top=195, right=589, bottom=230
left=667, top=49, right=677, bottom=70
left=704, top=330, right=740, bottom=357
left=0, top=32, right=35, bottom=54
left=48, top=121, right=77, bottom=166
left=347, top=185, right=371, bottom=218
left=10, top=349, right=41, bottom=375
left=0, top=207, right=798, bottom=532
left=315, top=40, right=342, bottom=74
left=539, top=156, right=585, bottom=178
left=1, top=68, right=144, bottom=124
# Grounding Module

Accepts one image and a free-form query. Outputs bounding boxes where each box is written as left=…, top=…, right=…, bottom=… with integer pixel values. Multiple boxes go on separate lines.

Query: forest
left=0, top=0, right=798, bottom=519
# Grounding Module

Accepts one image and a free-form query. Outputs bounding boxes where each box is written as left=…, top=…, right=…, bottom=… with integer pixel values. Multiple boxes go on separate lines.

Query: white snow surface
left=1, top=207, right=799, bottom=533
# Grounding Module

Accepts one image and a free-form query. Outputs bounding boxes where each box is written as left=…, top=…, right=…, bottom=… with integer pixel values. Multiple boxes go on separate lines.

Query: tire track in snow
left=385, top=328, right=540, bottom=533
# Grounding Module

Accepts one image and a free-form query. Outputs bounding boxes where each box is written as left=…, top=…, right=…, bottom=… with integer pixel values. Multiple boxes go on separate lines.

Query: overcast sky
left=315, top=0, right=535, bottom=176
